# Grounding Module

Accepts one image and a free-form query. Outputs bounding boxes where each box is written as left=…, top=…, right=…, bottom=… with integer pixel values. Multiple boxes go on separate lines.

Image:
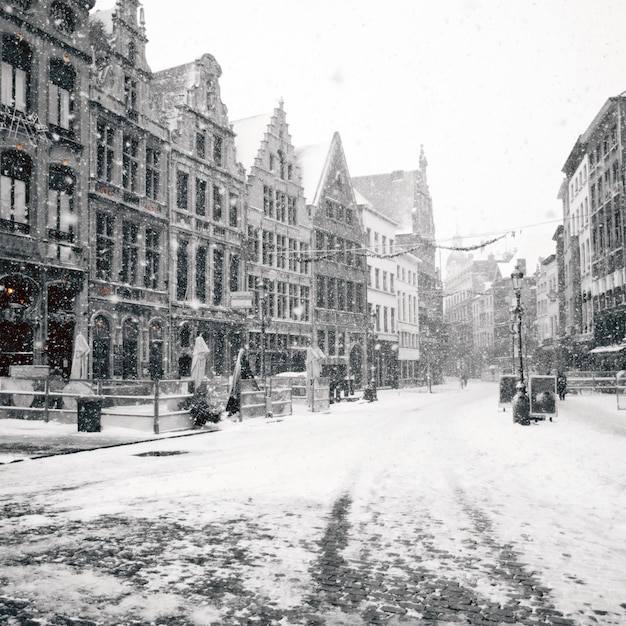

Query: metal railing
left=0, top=377, right=201, bottom=434
left=565, top=371, right=619, bottom=395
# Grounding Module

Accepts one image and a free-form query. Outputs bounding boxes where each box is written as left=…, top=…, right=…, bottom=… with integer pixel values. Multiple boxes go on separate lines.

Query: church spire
left=419, top=145, right=428, bottom=182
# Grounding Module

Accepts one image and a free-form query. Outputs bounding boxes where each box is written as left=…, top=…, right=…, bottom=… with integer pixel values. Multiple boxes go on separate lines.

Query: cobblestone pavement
left=2, top=487, right=624, bottom=625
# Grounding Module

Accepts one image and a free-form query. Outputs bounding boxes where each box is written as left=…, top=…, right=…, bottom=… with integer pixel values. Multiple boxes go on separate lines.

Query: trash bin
left=77, top=397, right=102, bottom=432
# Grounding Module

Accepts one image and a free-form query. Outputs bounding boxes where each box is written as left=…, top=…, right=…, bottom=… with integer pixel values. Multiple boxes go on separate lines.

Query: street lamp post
left=258, top=269, right=276, bottom=418
left=363, top=309, right=378, bottom=402
left=370, top=309, right=377, bottom=384
left=511, top=269, right=530, bottom=425
left=509, top=306, right=517, bottom=375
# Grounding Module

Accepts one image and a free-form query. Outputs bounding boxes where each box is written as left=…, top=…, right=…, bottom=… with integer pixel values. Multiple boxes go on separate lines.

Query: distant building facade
left=395, top=250, right=421, bottom=387
left=358, top=192, right=399, bottom=387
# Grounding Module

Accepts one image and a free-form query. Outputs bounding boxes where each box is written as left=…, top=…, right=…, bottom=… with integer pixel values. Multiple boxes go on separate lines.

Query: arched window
left=1, top=34, right=31, bottom=112
left=48, top=165, right=75, bottom=243
left=49, top=58, right=75, bottom=132
left=0, top=150, right=32, bottom=233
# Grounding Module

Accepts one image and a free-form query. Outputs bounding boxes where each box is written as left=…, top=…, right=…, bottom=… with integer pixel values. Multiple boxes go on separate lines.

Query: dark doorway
left=47, top=283, right=75, bottom=378
left=350, top=344, right=363, bottom=387
left=92, top=315, right=111, bottom=379
left=122, top=318, right=139, bottom=379
left=148, top=321, right=163, bottom=380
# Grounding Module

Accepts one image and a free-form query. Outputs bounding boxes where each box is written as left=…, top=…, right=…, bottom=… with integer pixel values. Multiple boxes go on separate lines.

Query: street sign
left=230, top=291, right=253, bottom=309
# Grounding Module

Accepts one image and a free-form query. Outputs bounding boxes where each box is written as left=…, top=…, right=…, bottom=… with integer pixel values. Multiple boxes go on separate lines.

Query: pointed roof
left=295, top=138, right=333, bottom=205
left=231, top=112, right=273, bottom=174
left=354, top=188, right=373, bottom=207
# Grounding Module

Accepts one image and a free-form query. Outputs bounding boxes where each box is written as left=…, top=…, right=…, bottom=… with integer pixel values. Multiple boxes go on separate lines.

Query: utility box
left=77, top=397, right=103, bottom=432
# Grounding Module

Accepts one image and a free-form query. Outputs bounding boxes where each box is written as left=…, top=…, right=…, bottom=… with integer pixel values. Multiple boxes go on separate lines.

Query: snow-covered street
left=1, top=380, right=625, bottom=625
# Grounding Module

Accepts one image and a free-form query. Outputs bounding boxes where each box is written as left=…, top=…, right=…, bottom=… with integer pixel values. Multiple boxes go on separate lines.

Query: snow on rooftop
left=296, top=140, right=332, bottom=205
left=354, top=188, right=372, bottom=207
left=231, top=113, right=272, bottom=174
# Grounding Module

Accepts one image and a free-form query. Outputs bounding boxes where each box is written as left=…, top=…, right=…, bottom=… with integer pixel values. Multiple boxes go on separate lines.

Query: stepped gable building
left=0, top=0, right=95, bottom=377
left=296, top=132, right=369, bottom=385
left=153, top=54, right=246, bottom=378
left=232, top=101, right=312, bottom=376
left=88, top=0, right=170, bottom=380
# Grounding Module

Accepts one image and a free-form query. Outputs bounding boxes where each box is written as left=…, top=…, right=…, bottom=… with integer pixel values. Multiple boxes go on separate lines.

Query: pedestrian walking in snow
left=556, top=371, right=567, bottom=400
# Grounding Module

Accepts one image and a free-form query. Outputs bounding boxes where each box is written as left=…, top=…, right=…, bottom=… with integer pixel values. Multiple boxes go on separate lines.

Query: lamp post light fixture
left=511, top=268, right=530, bottom=425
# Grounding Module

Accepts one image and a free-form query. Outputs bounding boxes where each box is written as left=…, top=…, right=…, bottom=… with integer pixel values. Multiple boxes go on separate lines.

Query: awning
left=589, top=344, right=626, bottom=354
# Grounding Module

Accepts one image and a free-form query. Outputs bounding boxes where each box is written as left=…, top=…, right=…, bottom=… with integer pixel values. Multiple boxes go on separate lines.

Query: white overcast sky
left=94, top=0, right=626, bottom=271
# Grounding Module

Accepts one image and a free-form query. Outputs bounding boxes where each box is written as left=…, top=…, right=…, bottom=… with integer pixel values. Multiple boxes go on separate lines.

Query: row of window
left=570, top=163, right=588, bottom=199
left=590, top=161, right=621, bottom=210
left=176, top=241, right=239, bottom=306
left=569, top=196, right=589, bottom=235
left=263, top=185, right=297, bottom=224
left=397, top=265, right=418, bottom=286
left=591, top=195, right=622, bottom=257
left=315, top=275, right=365, bottom=313
left=97, top=119, right=164, bottom=201
left=368, top=265, right=395, bottom=293
left=175, top=171, right=238, bottom=226
left=95, top=212, right=162, bottom=289
left=317, top=329, right=361, bottom=357
left=399, top=331, right=419, bottom=349
left=314, top=230, right=364, bottom=268
left=397, top=291, right=418, bottom=325
left=246, top=227, right=310, bottom=274
left=268, top=150, right=293, bottom=181
left=372, top=303, right=396, bottom=334
left=0, top=149, right=76, bottom=241
left=1, top=35, right=76, bottom=134
left=366, top=228, right=394, bottom=255
left=588, top=126, right=618, bottom=168
left=325, top=199, right=354, bottom=225
left=195, top=131, right=223, bottom=166
left=246, top=276, right=311, bottom=322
